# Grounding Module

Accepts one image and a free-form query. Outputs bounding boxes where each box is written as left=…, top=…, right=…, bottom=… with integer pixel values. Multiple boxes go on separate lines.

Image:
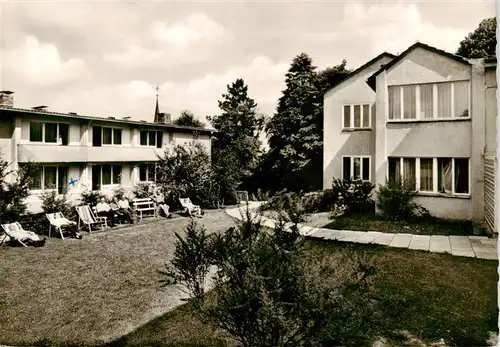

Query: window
left=92, top=165, right=121, bottom=189
left=28, top=166, right=68, bottom=194
left=388, top=157, right=469, bottom=195
left=342, top=156, right=370, bottom=181
left=140, top=130, right=162, bottom=147
left=96, top=127, right=122, bottom=146
left=342, top=104, right=372, bottom=129
left=139, top=163, right=156, bottom=182
left=388, top=81, right=470, bottom=121
left=30, top=122, right=69, bottom=145
left=30, top=123, right=43, bottom=142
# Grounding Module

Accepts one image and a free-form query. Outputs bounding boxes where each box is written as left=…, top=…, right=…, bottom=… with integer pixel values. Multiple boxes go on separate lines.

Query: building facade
left=323, top=42, right=498, bottom=232
left=0, top=92, right=214, bottom=213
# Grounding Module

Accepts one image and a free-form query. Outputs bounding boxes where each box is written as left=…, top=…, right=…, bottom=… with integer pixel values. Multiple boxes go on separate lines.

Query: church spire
left=154, top=85, right=160, bottom=123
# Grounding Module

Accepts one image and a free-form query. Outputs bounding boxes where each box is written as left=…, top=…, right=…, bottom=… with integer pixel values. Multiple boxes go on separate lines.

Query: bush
left=259, top=190, right=309, bottom=223
left=377, top=179, right=430, bottom=221
left=0, top=158, right=39, bottom=224
left=112, top=186, right=127, bottom=201
left=331, top=178, right=374, bottom=216
left=132, top=183, right=152, bottom=199
left=302, top=189, right=339, bottom=213
left=162, top=201, right=377, bottom=346
left=80, top=190, right=104, bottom=206
left=19, top=212, right=47, bottom=235
left=40, top=189, right=76, bottom=219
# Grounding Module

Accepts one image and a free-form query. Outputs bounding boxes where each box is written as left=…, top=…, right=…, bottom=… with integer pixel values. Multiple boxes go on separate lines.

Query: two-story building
left=323, top=42, right=498, bottom=233
left=0, top=91, right=214, bottom=213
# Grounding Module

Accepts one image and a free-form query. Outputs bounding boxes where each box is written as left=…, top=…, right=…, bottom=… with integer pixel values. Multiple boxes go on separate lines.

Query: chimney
left=32, top=105, right=49, bottom=111
left=0, top=91, right=14, bottom=108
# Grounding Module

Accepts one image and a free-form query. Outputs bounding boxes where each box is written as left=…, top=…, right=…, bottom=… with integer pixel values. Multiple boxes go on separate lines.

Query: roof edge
left=0, top=107, right=216, bottom=134
left=366, top=41, right=471, bottom=91
left=321, top=52, right=396, bottom=97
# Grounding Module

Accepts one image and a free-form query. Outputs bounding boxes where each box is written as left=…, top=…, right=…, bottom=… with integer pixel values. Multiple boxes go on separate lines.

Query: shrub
left=19, top=212, right=47, bottom=235
left=162, top=201, right=377, bottom=346
left=132, top=183, right=153, bottom=199
left=0, top=158, right=39, bottom=224
left=331, top=178, right=375, bottom=216
left=376, top=179, right=430, bottom=221
left=251, top=188, right=271, bottom=202
left=302, top=189, right=339, bottom=213
left=156, top=142, right=217, bottom=209
left=40, top=189, right=76, bottom=220
left=80, top=190, right=104, bottom=206
left=112, top=186, right=127, bottom=201
left=259, top=190, right=308, bottom=223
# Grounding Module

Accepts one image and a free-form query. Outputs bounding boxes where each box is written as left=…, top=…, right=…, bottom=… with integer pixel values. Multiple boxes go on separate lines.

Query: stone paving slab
left=389, top=234, right=413, bottom=248
left=429, top=235, right=451, bottom=253
left=449, top=236, right=474, bottom=255
left=371, top=233, right=395, bottom=246
left=340, top=231, right=365, bottom=242
left=474, top=250, right=498, bottom=260
left=408, top=235, right=431, bottom=251
left=451, top=249, right=476, bottom=257
left=309, top=229, right=334, bottom=239
left=356, top=233, right=377, bottom=244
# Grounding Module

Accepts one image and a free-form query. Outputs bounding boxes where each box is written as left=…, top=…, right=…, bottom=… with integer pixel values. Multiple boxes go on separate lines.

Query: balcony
left=18, top=144, right=167, bottom=163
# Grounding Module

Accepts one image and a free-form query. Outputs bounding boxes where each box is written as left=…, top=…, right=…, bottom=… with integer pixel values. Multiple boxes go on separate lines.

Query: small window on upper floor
left=342, top=104, right=372, bottom=130
left=30, top=122, right=69, bottom=145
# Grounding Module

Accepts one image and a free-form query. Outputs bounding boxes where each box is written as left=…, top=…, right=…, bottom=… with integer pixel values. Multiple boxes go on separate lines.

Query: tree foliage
left=457, top=17, right=497, bottom=58
left=173, top=110, right=205, bottom=128
left=264, top=54, right=351, bottom=194
left=0, top=154, right=39, bottom=223
left=208, top=79, right=265, bottom=192
left=162, top=204, right=377, bottom=346
left=156, top=142, right=217, bottom=209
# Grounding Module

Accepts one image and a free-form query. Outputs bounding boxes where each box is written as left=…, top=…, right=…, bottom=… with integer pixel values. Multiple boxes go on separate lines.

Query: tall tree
left=173, top=110, right=205, bottom=128
left=317, top=59, right=350, bottom=92
left=208, top=79, right=264, bottom=192
left=457, top=17, right=497, bottom=58
left=265, top=53, right=323, bottom=193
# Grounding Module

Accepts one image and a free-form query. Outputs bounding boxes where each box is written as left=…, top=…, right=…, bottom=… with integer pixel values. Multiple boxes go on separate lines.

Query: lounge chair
left=179, top=198, right=202, bottom=217
left=0, top=222, right=46, bottom=247
left=76, top=205, right=108, bottom=233
left=46, top=212, right=77, bottom=240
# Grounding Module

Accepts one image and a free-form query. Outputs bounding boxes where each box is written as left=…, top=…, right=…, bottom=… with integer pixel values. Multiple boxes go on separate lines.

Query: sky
left=0, top=0, right=497, bottom=128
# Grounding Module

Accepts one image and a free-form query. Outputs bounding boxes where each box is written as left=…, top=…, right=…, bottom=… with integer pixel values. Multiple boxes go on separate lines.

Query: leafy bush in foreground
left=162, top=202, right=377, bottom=346
left=331, top=178, right=375, bottom=216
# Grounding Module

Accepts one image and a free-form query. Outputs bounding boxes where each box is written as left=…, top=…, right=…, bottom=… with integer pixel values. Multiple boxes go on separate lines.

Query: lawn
left=0, top=209, right=237, bottom=346
left=324, top=213, right=482, bottom=236
left=2, top=209, right=497, bottom=347
left=110, top=239, right=498, bottom=347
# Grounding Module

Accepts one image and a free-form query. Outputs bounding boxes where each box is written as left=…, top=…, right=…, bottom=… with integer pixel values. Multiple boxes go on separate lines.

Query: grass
left=324, top=213, right=480, bottom=236
left=107, top=239, right=498, bottom=347
left=0, top=209, right=237, bottom=346
left=2, top=209, right=497, bottom=346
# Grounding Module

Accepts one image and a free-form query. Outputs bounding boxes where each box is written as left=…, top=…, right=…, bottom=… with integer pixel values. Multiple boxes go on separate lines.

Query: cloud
left=102, top=45, right=165, bottom=66
left=4, top=36, right=86, bottom=87
left=151, top=13, right=226, bottom=47
left=307, top=3, right=469, bottom=68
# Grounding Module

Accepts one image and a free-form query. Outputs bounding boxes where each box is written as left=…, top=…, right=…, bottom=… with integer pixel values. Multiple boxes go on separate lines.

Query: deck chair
left=1, top=222, right=46, bottom=247
left=46, top=212, right=77, bottom=240
left=179, top=198, right=202, bottom=217
left=76, top=205, right=107, bottom=233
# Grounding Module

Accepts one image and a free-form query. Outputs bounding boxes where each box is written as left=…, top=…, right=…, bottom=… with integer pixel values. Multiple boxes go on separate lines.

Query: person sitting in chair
left=152, top=187, right=171, bottom=218
left=112, top=197, right=132, bottom=224
left=96, top=198, right=119, bottom=227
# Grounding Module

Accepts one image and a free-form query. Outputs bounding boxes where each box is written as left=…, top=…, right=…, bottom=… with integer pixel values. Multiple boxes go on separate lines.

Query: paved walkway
left=227, top=203, right=498, bottom=261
